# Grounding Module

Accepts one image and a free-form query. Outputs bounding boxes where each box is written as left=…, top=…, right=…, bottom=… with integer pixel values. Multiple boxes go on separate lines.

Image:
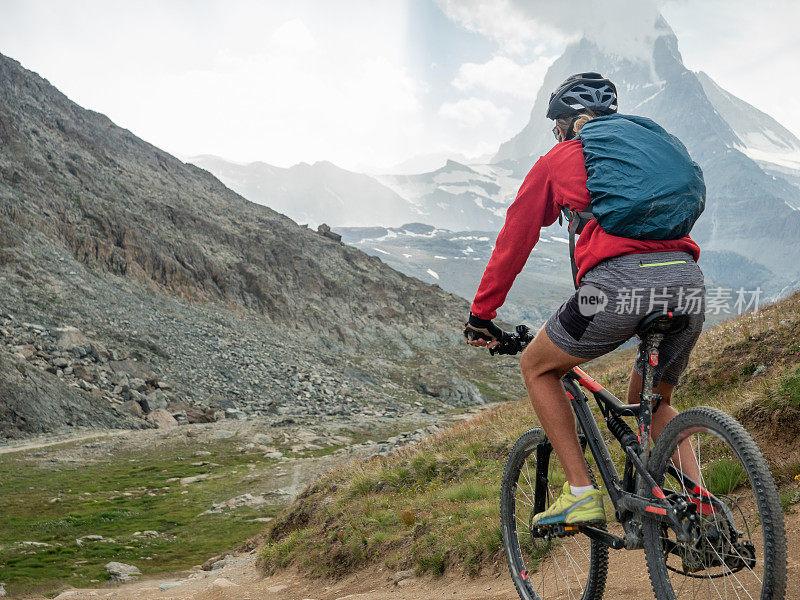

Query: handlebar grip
left=489, top=325, right=533, bottom=356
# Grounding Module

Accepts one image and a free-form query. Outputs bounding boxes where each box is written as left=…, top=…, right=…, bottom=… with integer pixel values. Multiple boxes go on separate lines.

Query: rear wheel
left=642, top=407, right=787, bottom=600
left=501, top=427, right=608, bottom=600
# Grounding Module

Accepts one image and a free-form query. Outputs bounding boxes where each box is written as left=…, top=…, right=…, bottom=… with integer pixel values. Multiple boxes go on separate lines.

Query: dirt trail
left=0, top=429, right=129, bottom=455
left=27, top=507, right=800, bottom=600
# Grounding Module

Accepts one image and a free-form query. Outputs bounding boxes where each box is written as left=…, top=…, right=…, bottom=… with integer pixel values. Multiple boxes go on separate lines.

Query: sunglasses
left=553, top=117, right=577, bottom=142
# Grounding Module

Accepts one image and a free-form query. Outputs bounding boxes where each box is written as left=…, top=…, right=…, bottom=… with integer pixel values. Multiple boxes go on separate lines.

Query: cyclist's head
left=548, top=72, right=617, bottom=141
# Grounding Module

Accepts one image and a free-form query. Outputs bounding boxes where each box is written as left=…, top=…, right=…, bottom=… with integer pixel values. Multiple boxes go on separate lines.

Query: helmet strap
left=563, top=117, right=579, bottom=140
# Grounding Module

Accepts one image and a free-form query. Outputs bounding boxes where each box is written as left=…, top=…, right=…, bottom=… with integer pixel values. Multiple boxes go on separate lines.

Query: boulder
left=109, top=359, right=157, bottom=384
left=55, top=326, right=92, bottom=358
left=186, top=406, right=218, bottom=423
left=119, top=400, right=144, bottom=419
left=415, top=365, right=485, bottom=407
left=139, top=390, right=167, bottom=413
left=13, top=344, right=35, bottom=360
left=104, top=561, right=141, bottom=583
left=128, top=377, right=147, bottom=392
left=146, top=408, right=178, bottom=429
left=72, top=365, right=94, bottom=383
left=224, top=407, right=247, bottom=421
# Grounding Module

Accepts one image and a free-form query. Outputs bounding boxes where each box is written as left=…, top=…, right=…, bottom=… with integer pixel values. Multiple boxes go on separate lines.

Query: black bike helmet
left=546, top=72, right=618, bottom=120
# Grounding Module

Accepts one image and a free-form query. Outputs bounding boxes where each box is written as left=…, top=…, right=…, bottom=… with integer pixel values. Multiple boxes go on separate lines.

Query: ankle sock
left=570, top=484, right=594, bottom=497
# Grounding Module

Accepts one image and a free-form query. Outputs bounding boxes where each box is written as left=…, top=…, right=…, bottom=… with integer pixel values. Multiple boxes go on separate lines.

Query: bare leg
left=627, top=370, right=700, bottom=482
left=521, top=327, right=592, bottom=487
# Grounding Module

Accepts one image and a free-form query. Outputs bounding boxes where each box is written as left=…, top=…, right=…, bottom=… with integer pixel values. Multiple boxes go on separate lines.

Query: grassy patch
left=704, top=459, right=748, bottom=496
left=260, top=400, right=534, bottom=578
left=0, top=437, right=279, bottom=596
left=776, top=367, right=800, bottom=409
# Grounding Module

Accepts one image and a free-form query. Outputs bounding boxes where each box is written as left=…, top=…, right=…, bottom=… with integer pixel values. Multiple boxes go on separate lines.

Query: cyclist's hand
left=463, top=313, right=504, bottom=349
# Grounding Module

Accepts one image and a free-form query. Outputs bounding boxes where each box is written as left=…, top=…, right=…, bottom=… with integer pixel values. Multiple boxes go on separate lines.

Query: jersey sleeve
left=470, top=157, right=561, bottom=320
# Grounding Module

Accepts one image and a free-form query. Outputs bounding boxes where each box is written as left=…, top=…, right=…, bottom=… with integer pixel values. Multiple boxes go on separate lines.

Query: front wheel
left=500, top=427, right=608, bottom=600
left=642, top=407, right=787, bottom=600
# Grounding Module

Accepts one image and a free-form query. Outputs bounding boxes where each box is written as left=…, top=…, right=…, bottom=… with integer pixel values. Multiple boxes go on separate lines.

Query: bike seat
left=635, top=311, right=690, bottom=338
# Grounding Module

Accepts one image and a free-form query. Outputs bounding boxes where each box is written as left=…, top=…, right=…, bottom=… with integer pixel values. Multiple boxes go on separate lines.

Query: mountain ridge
left=0, top=52, right=515, bottom=439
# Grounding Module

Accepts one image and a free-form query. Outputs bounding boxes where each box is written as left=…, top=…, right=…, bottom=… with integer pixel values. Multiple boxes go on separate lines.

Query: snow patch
left=739, top=146, right=800, bottom=171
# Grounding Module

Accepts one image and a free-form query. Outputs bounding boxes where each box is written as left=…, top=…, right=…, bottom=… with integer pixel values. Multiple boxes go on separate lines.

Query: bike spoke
left=654, top=422, right=772, bottom=600
left=503, top=429, right=605, bottom=600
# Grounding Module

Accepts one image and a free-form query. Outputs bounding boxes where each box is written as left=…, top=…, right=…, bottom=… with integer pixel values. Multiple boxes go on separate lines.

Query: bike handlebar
left=489, top=325, right=535, bottom=356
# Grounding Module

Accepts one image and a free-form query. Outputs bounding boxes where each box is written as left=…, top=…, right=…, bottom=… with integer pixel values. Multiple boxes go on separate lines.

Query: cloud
left=453, top=55, right=557, bottom=99
left=435, top=0, right=568, bottom=55
left=271, top=18, right=316, bottom=54
left=437, top=0, right=677, bottom=61
left=438, top=97, right=511, bottom=127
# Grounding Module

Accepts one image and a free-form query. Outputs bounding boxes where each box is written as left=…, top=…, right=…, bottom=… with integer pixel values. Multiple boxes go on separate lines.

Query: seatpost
left=639, top=332, right=664, bottom=470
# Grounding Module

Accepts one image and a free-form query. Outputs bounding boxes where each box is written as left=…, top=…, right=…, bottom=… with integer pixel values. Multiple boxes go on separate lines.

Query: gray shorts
left=545, top=252, right=705, bottom=386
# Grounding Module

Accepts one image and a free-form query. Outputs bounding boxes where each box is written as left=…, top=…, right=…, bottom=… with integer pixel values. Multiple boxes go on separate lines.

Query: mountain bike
left=494, top=311, right=787, bottom=600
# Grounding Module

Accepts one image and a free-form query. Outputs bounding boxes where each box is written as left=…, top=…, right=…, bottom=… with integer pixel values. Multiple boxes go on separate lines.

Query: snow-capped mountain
left=376, top=160, right=523, bottom=231
left=493, top=19, right=800, bottom=289
left=695, top=71, right=800, bottom=194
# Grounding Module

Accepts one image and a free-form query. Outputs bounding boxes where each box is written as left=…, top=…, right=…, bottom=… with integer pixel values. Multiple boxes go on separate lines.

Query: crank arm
left=580, top=525, right=625, bottom=549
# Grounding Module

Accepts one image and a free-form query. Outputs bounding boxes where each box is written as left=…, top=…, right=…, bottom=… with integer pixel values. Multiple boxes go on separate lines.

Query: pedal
left=533, top=523, right=581, bottom=539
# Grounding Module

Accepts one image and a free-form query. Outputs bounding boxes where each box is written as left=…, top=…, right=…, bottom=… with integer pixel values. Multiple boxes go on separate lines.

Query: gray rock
left=415, top=365, right=485, bottom=407
left=140, top=390, right=167, bottom=413
left=394, top=569, right=415, bottom=584
left=128, top=377, right=147, bottom=392
left=224, top=407, right=247, bottom=421
left=159, top=581, right=183, bottom=591
left=145, top=408, right=178, bottom=429
left=105, top=561, right=141, bottom=583
left=76, top=534, right=104, bottom=546
left=252, top=433, right=273, bottom=444
left=119, top=400, right=144, bottom=418
left=55, top=326, right=92, bottom=358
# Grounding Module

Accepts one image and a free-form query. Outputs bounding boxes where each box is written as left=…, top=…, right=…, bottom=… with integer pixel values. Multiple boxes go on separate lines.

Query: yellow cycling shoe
left=532, top=482, right=606, bottom=526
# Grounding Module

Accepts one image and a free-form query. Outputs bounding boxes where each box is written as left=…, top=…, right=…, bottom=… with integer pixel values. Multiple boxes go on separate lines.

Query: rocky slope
left=0, top=53, right=516, bottom=439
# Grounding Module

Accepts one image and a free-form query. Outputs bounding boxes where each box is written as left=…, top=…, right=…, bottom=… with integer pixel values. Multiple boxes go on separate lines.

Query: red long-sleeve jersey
left=471, top=139, right=701, bottom=320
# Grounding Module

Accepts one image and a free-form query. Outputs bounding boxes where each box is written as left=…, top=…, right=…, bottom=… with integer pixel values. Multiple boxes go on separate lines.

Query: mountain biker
left=464, top=73, right=706, bottom=527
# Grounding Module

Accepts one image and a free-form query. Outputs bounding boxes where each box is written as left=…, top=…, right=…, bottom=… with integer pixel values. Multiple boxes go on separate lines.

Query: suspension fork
left=533, top=440, right=551, bottom=516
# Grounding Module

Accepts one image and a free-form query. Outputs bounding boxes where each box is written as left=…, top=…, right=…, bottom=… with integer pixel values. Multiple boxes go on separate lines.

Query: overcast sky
left=1, top=0, right=798, bottom=171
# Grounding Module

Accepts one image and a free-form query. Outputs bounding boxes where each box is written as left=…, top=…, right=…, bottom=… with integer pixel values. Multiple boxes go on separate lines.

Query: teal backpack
left=562, top=114, right=705, bottom=285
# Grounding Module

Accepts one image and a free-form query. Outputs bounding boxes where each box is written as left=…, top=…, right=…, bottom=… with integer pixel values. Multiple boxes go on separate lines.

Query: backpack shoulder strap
left=561, top=208, right=594, bottom=289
